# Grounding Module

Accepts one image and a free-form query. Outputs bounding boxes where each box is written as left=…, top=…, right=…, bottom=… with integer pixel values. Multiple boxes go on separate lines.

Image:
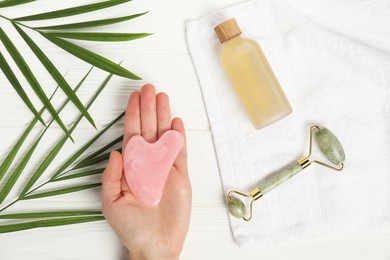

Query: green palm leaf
left=0, top=52, right=45, bottom=125
left=51, top=113, right=124, bottom=181
left=0, top=211, right=102, bottom=219
left=0, top=68, right=96, bottom=205
left=13, top=23, right=97, bottom=129
left=0, top=133, right=44, bottom=205
left=0, top=216, right=105, bottom=233
left=0, top=70, right=123, bottom=232
left=0, top=108, right=42, bottom=183
left=0, top=0, right=36, bottom=8
left=71, top=135, right=122, bottom=170
left=34, top=12, right=148, bottom=30
left=0, top=28, right=72, bottom=140
left=15, top=0, right=132, bottom=21
left=46, top=32, right=151, bottom=42
left=0, top=86, right=59, bottom=183
left=22, top=183, right=102, bottom=200
left=41, top=33, right=141, bottom=79
left=0, top=0, right=148, bottom=233
left=19, top=69, right=110, bottom=198
left=72, top=148, right=121, bottom=171
left=1, top=0, right=148, bottom=134
left=18, top=111, right=123, bottom=201
left=53, top=168, right=105, bottom=182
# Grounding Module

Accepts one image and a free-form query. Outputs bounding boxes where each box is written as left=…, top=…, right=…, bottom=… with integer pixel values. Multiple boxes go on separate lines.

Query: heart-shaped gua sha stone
left=123, top=130, right=184, bottom=207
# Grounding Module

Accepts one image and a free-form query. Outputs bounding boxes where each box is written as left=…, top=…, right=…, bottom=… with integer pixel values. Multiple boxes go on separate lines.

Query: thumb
left=102, top=151, right=123, bottom=211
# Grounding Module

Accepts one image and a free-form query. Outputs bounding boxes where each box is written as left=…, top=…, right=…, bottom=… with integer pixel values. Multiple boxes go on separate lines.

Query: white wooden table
left=0, top=0, right=389, bottom=259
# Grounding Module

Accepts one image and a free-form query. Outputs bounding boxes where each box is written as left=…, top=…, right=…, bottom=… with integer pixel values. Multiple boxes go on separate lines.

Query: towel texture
left=186, top=0, right=390, bottom=246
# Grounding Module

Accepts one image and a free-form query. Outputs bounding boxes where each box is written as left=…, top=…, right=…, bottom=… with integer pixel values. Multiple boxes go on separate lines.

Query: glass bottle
left=214, top=18, right=292, bottom=129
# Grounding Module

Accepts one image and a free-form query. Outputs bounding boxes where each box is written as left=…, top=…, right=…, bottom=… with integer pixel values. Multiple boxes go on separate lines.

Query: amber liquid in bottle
left=215, top=19, right=292, bottom=129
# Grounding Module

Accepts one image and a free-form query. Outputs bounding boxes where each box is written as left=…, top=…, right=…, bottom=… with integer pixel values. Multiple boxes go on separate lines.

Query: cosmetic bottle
left=215, top=18, right=292, bottom=129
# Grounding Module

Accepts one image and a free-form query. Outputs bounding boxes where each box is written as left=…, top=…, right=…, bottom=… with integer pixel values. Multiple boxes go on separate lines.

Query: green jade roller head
left=227, top=125, right=346, bottom=221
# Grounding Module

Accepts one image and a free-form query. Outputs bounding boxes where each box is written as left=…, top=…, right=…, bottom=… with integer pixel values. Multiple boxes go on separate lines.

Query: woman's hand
left=102, top=84, right=192, bottom=260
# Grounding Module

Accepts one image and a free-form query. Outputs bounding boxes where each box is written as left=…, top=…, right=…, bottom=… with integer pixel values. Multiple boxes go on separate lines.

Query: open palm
left=102, top=84, right=191, bottom=260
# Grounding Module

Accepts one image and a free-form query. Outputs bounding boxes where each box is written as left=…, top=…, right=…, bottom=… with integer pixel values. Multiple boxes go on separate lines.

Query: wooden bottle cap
left=214, top=18, right=242, bottom=43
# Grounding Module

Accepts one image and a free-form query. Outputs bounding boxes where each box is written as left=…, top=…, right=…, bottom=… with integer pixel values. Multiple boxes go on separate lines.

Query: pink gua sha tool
left=123, top=130, right=184, bottom=207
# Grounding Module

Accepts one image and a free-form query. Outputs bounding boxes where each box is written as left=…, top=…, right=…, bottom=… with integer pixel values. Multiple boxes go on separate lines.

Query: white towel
left=186, top=0, right=390, bottom=246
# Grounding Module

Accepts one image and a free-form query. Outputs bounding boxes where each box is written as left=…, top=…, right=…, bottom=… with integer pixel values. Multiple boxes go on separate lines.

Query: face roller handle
left=227, top=161, right=303, bottom=221
left=227, top=125, right=346, bottom=221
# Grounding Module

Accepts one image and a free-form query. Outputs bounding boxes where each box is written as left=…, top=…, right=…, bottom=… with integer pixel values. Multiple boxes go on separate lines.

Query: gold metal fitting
left=249, top=187, right=263, bottom=200
left=228, top=188, right=263, bottom=221
left=298, top=125, right=344, bottom=171
left=298, top=156, right=311, bottom=169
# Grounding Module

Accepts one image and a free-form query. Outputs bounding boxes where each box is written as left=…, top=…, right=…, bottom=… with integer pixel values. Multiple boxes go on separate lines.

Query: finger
left=123, top=91, right=141, bottom=149
left=121, top=176, right=131, bottom=193
left=171, top=117, right=188, bottom=172
left=140, top=84, right=157, bottom=143
left=102, top=151, right=123, bottom=210
left=156, top=92, right=171, bottom=138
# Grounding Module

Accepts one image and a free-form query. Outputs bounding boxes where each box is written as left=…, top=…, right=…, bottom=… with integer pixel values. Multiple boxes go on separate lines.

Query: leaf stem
left=20, top=167, right=79, bottom=198
left=0, top=199, right=18, bottom=213
left=0, top=177, right=54, bottom=212
left=22, top=179, right=51, bottom=198
left=2, top=171, right=92, bottom=211
left=0, top=15, right=34, bottom=30
left=1, top=159, right=98, bottom=211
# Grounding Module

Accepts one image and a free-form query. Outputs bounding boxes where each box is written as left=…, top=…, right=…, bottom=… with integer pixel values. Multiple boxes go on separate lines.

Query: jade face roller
left=227, top=125, right=346, bottom=221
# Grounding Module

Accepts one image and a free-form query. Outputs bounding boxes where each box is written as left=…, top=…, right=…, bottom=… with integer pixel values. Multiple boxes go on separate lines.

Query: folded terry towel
left=186, top=0, right=390, bottom=246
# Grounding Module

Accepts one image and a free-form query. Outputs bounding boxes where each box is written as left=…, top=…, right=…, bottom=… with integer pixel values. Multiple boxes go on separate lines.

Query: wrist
left=129, top=250, right=179, bottom=260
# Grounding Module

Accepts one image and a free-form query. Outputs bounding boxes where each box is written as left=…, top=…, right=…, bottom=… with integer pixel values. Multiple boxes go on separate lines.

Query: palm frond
left=0, top=0, right=149, bottom=136
left=0, top=0, right=37, bottom=8
left=34, top=12, right=148, bottom=30
left=0, top=52, right=45, bottom=125
left=53, top=168, right=105, bottom=182
left=0, top=86, right=59, bottom=183
left=0, top=211, right=102, bottom=219
left=72, top=148, right=121, bottom=171
left=13, top=23, right=97, bottom=129
left=0, top=67, right=96, bottom=205
left=0, top=28, right=73, bottom=140
left=14, top=0, right=132, bottom=21
left=0, top=131, right=44, bottom=205
left=46, top=32, right=152, bottom=42
left=0, top=0, right=148, bottom=234
left=50, top=113, right=124, bottom=181
left=22, top=183, right=102, bottom=200
left=19, top=71, right=113, bottom=197
left=71, top=135, right=122, bottom=170
left=0, top=216, right=105, bottom=233
left=0, top=70, right=125, bottom=232
left=41, top=33, right=141, bottom=79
